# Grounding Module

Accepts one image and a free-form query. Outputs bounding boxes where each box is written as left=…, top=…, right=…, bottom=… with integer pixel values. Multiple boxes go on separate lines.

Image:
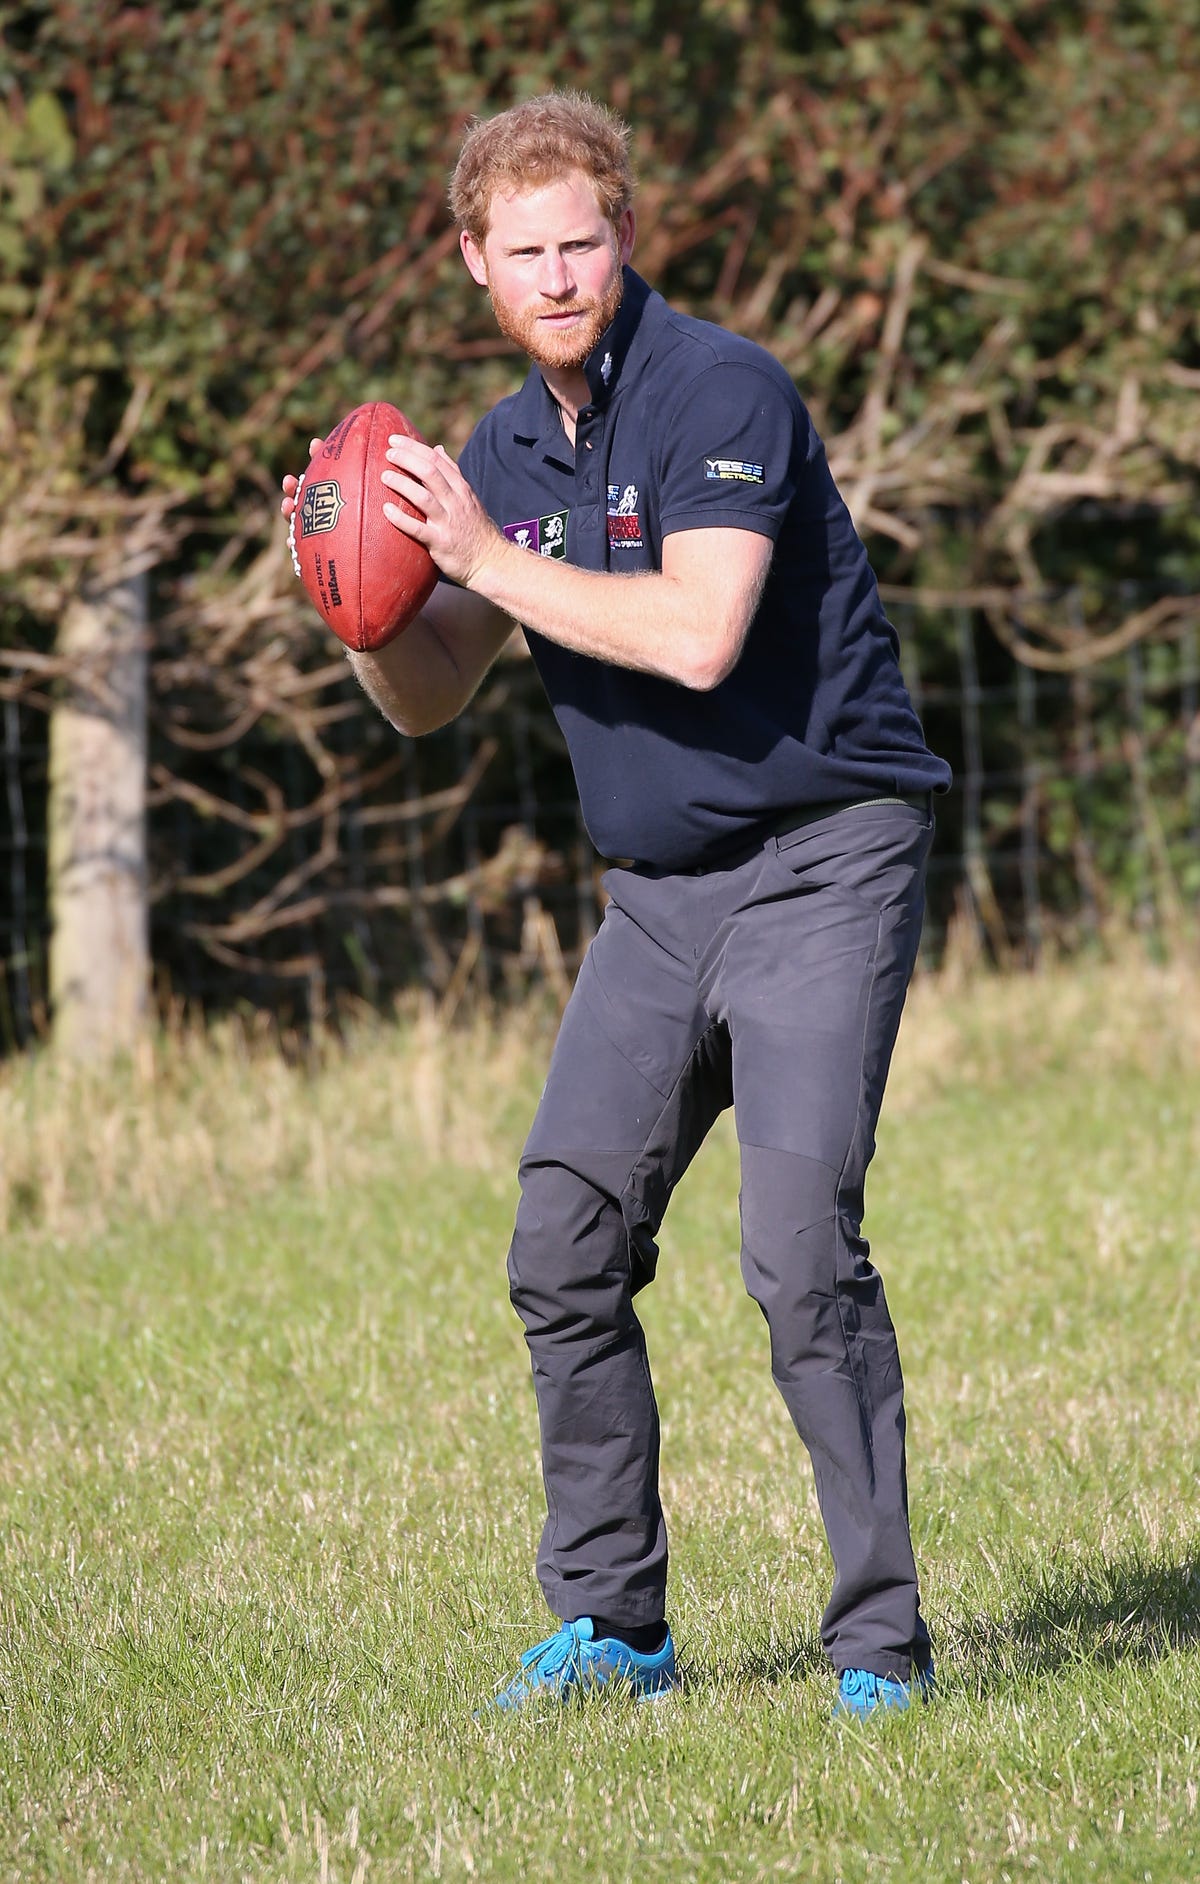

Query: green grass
left=2, top=961, right=1199, bottom=1881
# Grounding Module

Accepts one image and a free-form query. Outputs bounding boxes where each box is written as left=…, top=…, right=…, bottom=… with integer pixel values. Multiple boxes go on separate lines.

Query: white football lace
left=287, top=472, right=305, bottom=578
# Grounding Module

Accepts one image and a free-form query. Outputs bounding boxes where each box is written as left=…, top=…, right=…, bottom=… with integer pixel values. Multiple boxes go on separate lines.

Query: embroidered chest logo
left=606, top=482, right=643, bottom=549
left=503, top=509, right=569, bottom=558
left=299, top=479, right=345, bottom=535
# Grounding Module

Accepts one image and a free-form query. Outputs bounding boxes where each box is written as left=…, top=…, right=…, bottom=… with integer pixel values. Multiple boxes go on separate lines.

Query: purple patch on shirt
left=504, top=518, right=541, bottom=553
left=503, top=510, right=569, bottom=559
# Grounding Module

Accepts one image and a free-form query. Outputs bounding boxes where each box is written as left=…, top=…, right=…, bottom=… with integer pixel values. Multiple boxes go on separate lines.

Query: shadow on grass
left=686, top=1627, right=827, bottom=1693
left=682, top=1551, right=1200, bottom=1694
left=953, top=1547, right=1200, bottom=1676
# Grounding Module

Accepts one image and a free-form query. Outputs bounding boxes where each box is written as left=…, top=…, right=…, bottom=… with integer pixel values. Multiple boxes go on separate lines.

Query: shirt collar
left=507, top=267, right=662, bottom=448
left=582, top=265, right=653, bottom=406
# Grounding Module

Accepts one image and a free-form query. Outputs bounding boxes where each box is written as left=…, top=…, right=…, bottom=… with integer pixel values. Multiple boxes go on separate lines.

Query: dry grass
left=0, top=997, right=553, bottom=1238
left=892, top=940, right=1200, bottom=1113
left=4, top=942, right=1197, bottom=1242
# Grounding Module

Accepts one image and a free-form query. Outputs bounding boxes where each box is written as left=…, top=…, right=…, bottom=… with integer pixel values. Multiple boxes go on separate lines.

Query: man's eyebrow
left=501, top=231, right=600, bottom=252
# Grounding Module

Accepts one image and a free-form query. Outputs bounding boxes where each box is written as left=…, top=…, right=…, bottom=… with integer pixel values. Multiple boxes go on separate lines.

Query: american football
left=288, top=401, right=438, bottom=651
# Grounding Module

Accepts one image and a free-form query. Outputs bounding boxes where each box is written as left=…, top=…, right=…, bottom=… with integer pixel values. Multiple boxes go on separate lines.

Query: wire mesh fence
left=894, top=602, right=1200, bottom=971
left=2, top=599, right=1199, bottom=1054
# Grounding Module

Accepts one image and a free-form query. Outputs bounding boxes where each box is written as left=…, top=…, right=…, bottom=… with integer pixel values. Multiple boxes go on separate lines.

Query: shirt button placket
left=578, top=410, right=597, bottom=475
left=576, top=408, right=601, bottom=564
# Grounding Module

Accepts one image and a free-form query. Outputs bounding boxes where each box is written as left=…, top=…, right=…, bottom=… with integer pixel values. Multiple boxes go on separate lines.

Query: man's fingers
left=383, top=500, right=426, bottom=537
left=386, top=435, right=442, bottom=477
left=277, top=439, right=324, bottom=517
left=385, top=449, right=459, bottom=516
left=380, top=465, right=433, bottom=508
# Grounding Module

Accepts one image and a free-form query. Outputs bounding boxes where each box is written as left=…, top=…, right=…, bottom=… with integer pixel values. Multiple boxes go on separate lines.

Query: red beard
left=487, top=265, right=625, bottom=372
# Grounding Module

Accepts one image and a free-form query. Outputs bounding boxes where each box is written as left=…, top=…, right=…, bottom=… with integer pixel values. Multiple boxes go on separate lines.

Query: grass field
left=2, top=956, right=1198, bottom=1882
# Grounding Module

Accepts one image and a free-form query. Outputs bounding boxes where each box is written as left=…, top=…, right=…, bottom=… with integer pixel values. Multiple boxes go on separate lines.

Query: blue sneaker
left=482, top=1617, right=677, bottom=1712
left=833, top=1665, right=936, bottom=1719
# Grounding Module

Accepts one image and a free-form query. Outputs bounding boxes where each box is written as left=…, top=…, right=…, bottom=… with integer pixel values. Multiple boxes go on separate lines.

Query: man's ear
left=460, top=229, right=489, bottom=287
left=617, top=206, right=636, bottom=267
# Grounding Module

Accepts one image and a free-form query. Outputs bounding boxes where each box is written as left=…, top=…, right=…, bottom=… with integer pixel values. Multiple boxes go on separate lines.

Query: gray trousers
left=506, top=798, right=935, bottom=1680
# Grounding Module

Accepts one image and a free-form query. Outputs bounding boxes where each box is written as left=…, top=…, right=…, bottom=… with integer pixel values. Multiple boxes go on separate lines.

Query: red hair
left=449, top=92, right=635, bottom=241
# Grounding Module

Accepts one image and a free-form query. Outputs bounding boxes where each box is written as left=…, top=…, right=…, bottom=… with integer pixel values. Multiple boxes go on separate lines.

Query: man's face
left=461, top=171, right=635, bottom=374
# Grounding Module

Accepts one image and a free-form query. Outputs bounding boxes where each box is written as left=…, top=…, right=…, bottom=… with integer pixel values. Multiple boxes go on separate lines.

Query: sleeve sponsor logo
left=704, top=457, right=765, bottom=483
left=503, top=509, right=569, bottom=558
left=299, top=479, right=345, bottom=535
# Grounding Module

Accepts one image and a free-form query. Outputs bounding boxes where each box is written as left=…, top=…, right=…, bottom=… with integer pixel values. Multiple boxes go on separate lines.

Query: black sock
left=589, top=1615, right=668, bottom=1654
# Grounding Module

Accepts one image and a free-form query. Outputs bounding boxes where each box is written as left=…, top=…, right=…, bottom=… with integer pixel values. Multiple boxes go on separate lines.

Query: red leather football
left=287, top=401, right=438, bottom=651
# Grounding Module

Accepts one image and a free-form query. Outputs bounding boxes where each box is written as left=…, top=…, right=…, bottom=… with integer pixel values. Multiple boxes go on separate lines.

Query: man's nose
left=540, top=250, right=573, bottom=297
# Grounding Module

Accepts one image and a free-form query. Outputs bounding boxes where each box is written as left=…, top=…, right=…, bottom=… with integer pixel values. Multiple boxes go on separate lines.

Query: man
left=283, top=92, right=951, bottom=1717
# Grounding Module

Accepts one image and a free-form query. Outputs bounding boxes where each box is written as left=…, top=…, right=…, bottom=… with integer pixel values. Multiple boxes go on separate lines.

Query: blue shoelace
left=519, top=1619, right=593, bottom=1679
left=839, top=1669, right=878, bottom=1701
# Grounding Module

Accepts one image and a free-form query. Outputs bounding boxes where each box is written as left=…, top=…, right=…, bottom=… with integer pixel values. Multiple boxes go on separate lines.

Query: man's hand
left=382, top=436, right=510, bottom=590
left=280, top=437, right=323, bottom=518
left=278, top=430, right=511, bottom=733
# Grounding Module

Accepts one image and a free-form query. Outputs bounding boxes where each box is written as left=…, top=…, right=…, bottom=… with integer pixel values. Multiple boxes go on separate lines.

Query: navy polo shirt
left=457, top=267, right=951, bottom=870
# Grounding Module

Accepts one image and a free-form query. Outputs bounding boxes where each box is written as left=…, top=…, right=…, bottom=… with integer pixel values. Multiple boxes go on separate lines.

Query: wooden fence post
left=48, top=567, right=149, bottom=1059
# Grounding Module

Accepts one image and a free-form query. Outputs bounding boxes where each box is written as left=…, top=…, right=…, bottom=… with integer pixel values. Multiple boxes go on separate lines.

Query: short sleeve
left=457, top=421, right=487, bottom=505
left=657, top=361, right=805, bottom=541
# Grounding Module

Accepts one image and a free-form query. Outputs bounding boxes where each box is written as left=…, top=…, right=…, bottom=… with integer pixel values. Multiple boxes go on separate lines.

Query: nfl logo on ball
left=301, top=480, right=344, bottom=536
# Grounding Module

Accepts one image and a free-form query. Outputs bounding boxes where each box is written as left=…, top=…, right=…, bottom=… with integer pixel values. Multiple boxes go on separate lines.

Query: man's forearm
left=346, top=594, right=510, bottom=736
left=382, top=439, right=770, bottom=691
left=469, top=542, right=693, bottom=684
left=467, top=530, right=768, bottom=692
